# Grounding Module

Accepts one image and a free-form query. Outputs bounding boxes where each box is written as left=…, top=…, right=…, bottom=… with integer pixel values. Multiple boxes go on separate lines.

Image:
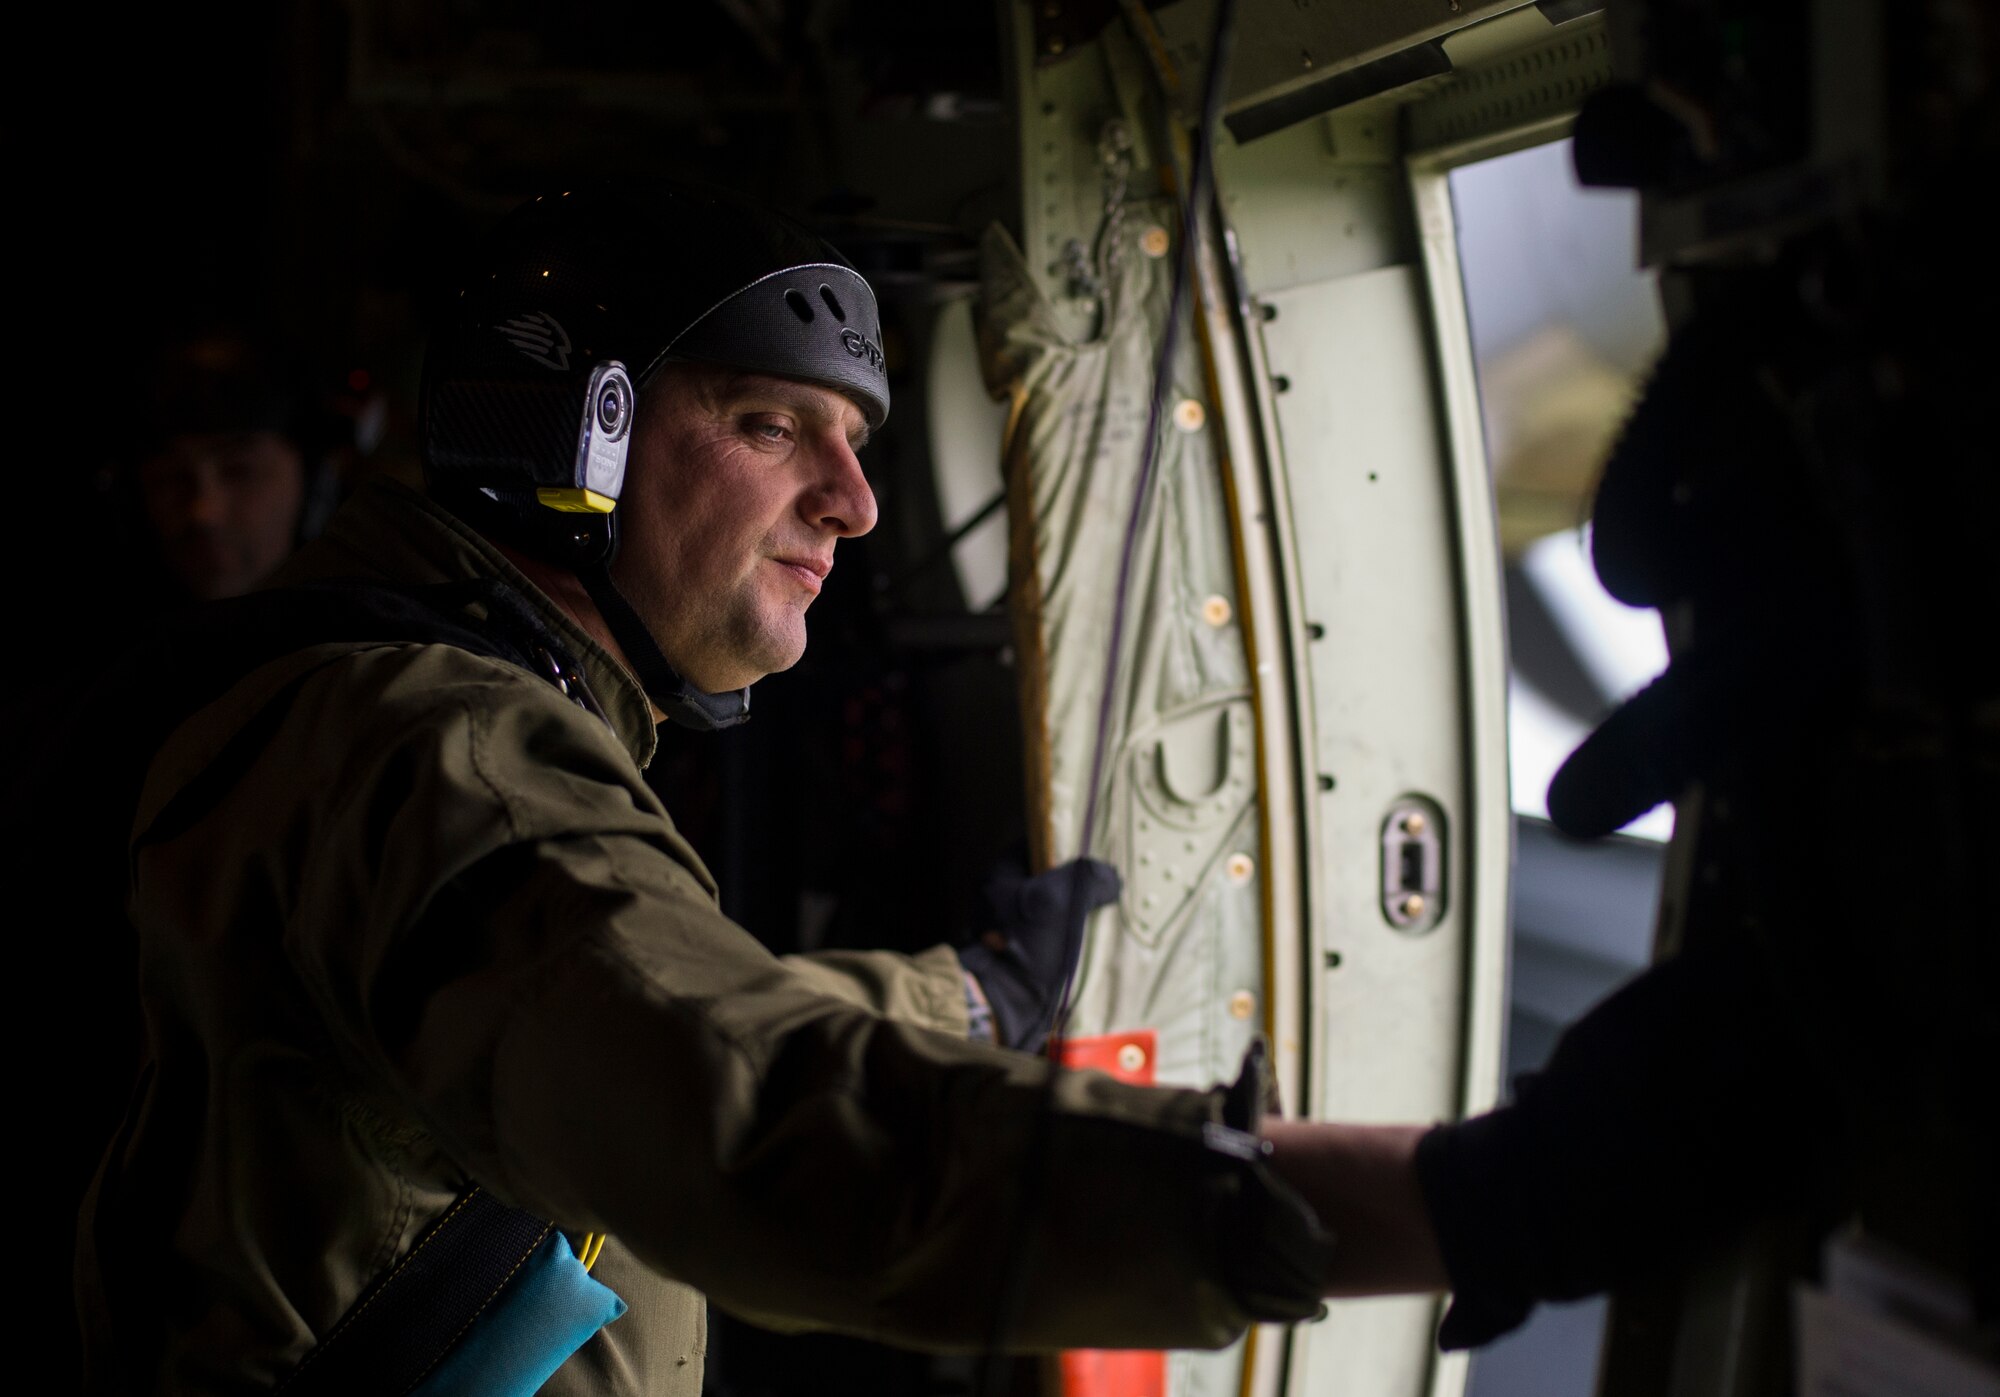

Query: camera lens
left=597, top=383, right=627, bottom=436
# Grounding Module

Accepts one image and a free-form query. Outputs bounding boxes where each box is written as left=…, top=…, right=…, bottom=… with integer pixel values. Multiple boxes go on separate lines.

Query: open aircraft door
left=974, top=4, right=1598, bottom=1395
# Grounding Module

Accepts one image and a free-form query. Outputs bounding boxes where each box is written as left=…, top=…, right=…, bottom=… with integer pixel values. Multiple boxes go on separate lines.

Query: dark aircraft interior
left=14, top=2, right=1994, bottom=1395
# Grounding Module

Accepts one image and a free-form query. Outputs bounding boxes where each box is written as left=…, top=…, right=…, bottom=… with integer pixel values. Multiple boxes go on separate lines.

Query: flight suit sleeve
left=776, top=946, right=970, bottom=1037
left=281, top=649, right=1332, bottom=1352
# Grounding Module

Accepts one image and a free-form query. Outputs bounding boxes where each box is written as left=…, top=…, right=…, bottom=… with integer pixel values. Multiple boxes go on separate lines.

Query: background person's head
left=138, top=429, right=306, bottom=602
left=134, top=333, right=323, bottom=600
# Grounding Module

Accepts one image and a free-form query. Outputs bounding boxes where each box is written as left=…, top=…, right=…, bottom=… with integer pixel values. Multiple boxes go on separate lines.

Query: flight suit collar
left=276, top=478, right=660, bottom=768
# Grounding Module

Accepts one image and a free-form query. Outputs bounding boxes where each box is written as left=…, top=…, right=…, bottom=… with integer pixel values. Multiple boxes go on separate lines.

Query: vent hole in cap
left=819, top=284, right=847, bottom=322
left=784, top=289, right=815, bottom=323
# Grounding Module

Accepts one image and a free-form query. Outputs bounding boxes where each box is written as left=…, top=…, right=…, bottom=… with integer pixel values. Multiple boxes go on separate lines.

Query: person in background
left=131, top=330, right=337, bottom=602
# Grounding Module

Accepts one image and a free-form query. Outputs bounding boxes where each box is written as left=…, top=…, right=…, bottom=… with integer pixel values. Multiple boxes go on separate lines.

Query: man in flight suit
left=81, top=183, right=1447, bottom=1393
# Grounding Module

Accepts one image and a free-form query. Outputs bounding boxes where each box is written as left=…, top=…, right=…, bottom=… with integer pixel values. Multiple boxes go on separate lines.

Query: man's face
left=612, top=364, right=877, bottom=692
left=138, top=430, right=307, bottom=600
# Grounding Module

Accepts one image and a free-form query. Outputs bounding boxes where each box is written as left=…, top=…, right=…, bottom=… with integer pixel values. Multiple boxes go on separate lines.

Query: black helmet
left=420, top=181, right=890, bottom=729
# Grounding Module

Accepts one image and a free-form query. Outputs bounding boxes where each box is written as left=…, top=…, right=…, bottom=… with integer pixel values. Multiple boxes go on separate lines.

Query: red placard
left=1053, top=1030, right=1166, bottom=1397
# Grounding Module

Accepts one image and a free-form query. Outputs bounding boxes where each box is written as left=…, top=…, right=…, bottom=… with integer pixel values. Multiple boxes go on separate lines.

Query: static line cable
left=978, top=0, right=1240, bottom=1384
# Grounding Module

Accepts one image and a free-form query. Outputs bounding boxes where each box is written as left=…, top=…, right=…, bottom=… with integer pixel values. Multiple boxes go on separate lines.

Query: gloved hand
left=958, top=856, right=1122, bottom=1051
left=1545, top=308, right=1841, bottom=839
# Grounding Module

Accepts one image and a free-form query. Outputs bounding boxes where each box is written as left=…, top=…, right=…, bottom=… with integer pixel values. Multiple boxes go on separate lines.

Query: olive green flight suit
left=79, top=480, right=1329, bottom=1394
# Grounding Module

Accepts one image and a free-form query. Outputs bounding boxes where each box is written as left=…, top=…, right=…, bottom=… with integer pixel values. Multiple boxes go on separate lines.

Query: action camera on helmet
left=539, top=360, right=635, bottom=515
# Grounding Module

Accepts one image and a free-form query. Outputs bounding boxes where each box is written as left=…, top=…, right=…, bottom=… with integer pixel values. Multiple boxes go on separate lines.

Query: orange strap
left=1054, top=1031, right=1167, bottom=1397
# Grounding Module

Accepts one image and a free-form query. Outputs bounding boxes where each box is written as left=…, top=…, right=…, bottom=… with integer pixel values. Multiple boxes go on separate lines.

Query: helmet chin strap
left=579, top=562, right=752, bottom=731
left=438, top=484, right=751, bottom=730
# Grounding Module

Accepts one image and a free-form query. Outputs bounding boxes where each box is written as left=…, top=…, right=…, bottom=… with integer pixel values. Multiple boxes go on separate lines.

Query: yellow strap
left=578, top=1232, right=607, bottom=1271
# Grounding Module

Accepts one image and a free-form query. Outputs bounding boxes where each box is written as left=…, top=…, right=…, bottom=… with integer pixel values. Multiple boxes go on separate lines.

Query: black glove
left=958, top=856, right=1122, bottom=1050
left=1546, top=308, right=1842, bottom=839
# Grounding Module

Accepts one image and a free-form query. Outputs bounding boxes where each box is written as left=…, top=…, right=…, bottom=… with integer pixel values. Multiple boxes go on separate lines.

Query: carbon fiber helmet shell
left=421, top=181, right=889, bottom=509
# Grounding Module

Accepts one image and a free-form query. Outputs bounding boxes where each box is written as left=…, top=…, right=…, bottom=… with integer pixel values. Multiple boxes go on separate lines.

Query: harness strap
left=275, top=1189, right=554, bottom=1397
